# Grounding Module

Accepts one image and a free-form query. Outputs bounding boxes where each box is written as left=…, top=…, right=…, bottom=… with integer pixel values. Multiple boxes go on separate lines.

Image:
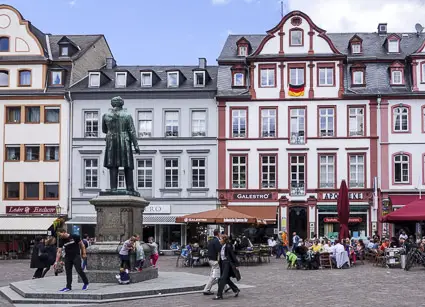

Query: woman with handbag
left=41, top=237, right=57, bottom=277
left=213, top=235, right=241, bottom=300
left=30, top=236, right=47, bottom=279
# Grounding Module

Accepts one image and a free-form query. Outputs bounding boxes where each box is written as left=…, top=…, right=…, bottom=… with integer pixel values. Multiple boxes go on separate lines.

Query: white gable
left=0, top=6, right=43, bottom=55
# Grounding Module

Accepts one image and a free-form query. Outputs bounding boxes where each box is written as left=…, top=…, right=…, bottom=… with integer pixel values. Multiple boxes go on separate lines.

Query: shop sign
left=233, top=192, right=273, bottom=200
left=223, top=218, right=248, bottom=223
left=6, top=206, right=57, bottom=215
left=144, top=205, right=171, bottom=214
left=323, top=217, right=362, bottom=223
left=321, top=192, right=364, bottom=201
left=184, top=218, right=207, bottom=222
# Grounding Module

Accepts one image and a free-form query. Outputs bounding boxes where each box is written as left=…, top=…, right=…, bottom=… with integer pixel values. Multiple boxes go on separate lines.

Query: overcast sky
left=4, top=0, right=425, bottom=65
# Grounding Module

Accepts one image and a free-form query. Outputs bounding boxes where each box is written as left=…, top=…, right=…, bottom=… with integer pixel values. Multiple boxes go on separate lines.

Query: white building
left=69, top=59, right=218, bottom=248
left=0, top=4, right=112, bottom=252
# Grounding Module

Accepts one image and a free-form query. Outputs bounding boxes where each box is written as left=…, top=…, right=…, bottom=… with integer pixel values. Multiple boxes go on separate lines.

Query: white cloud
left=212, top=0, right=230, bottom=5
left=69, top=0, right=77, bottom=7
left=288, top=0, right=425, bottom=32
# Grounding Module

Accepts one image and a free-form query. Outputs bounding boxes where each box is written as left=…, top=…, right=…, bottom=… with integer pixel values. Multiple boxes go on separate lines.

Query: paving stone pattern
left=1, top=257, right=425, bottom=307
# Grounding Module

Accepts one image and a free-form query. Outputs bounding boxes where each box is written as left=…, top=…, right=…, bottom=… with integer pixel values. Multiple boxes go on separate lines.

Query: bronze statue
left=102, top=96, right=140, bottom=192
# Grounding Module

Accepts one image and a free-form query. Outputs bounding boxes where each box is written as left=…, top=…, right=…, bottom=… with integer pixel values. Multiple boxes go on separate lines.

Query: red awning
left=389, top=195, right=420, bottom=206
left=175, top=207, right=265, bottom=224
left=382, top=198, right=425, bottom=222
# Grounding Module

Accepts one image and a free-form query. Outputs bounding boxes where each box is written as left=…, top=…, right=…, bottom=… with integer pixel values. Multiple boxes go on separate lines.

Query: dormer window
left=238, top=46, right=248, bottom=56
left=233, top=72, right=244, bottom=87
left=194, top=71, right=205, bottom=87
left=89, top=72, right=100, bottom=88
left=390, top=61, right=405, bottom=86
left=141, top=72, right=152, bottom=87
left=388, top=39, right=399, bottom=53
left=0, top=37, right=9, bottom=52
left=115, top=72, right=127, bottom=88
left=50, top=71, right=63, bottom=86
left=167, top=72, right=179, bottom=88
left=352, top=44, right=361, bottom=54
left=351, top=63, right=366, bottom=86
left=60, top=46, right=69, bottom=57
left=289, top=29, right=303, bottom=46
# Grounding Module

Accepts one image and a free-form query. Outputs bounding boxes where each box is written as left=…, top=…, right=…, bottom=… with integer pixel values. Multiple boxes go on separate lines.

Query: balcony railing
left=85, top=131, right=98, bottom=137
left=262, top=131, right=276, bottom=138
left=290, top=132, right=305, bottom=144
left=192, top=131, right=206, bottom=137
left=262, top=182, right=276, bottom=188
left=320, top=131, right=334, bottom=137
left=349, top=130, right=364, bottom=136
left=349, top=180, right=365, bottom=188
left=320, top=181, right=335, bottom=188
left=291, top=182, right=305, bottom=196
left=165, top=130, right=179, bottom=137
left=139, top=131, right=152, bottom=137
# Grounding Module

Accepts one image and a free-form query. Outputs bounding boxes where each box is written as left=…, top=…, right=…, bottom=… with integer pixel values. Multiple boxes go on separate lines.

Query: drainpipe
left=65, top=91, right=74, bottom=222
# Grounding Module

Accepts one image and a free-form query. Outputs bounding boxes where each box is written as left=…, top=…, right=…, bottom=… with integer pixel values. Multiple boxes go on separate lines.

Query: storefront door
left=289, top=206, right=307, bottom=242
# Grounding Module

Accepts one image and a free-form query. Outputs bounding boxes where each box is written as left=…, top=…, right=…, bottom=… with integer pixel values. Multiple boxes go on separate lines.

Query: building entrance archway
left=289, top=206, right=307, bottom=243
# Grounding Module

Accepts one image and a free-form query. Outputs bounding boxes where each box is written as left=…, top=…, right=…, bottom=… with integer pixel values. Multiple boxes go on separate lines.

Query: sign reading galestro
left=233, top=193, right=272, bottom=200
left=6, top=206, right=57, bottom=214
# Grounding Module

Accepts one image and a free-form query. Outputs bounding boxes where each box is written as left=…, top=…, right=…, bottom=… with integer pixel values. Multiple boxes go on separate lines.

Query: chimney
left=106, top=57, right=116, bottom=69
left=199, top=58, right=207, bottom=69
left=378, top=23, right=387, bottom=35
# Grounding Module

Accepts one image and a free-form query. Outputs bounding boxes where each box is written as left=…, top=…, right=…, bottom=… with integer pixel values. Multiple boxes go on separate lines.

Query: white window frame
left=238, top=46, right=248, bottom=56
left=261, top=108, right=276, bottom=137
left=118, top=169, right=125, bottom=189
left=290, top=155, right=305, bottom=195
left=393, top=106, right=409, bottom=132
left=349, top=107, right=364, bottom=136
left=318, top=67, right=334, bottom=86
left=261, top=155, right=276, bottom=189
left=115, top=72, right=127, bottom=88
left=319, top=155, right=335, bottom=188
left=141, top=72, right=152, bottom=87
left=191, top=110, right=207, bottom=137
left=194, top=71, right=205, bottom=87
left=388, top=39, right=399, bottom=53
left=60, top=46, right=69, bottom=56
left=164, top=158, right=179, bottom=188
left=84, top=110, right=99, bottom=137
left=164, top=110, right=179, bottom=137
left=260, top=68, right=275, bottom=87
left=232, top=155, right=247, bottom=189
left=232, top=109, right=247, bottom=138
left=137, top=159, right=153, bottom=188
left=89, top=72, right=100, bottom=88
left=289, top=68, right=304, bottom=85
left=290, top=30, right=302, bottom=46
left=138, top=110, right=153, bottom=137
left=319, top=107, right=335, bottom=137
left=392, top=70, right=402, bottom=85
left=351, top=44, right=361, bottom=54
left=290, top=108, right=305, bottom=144
left=51, top=71, right=63, bottom=86
left=83, top=158, right=99, bottom=188
left=233, top=72, right=244, bottom=86
left=191, top=157, right=206, bottom=188
left=167, top=72, right=179, bottom=88
left=349, top=155, right=365, bottom=188
left=394, top=154, right=409, bottom=183
left=353, top=71, right=364, bottom=85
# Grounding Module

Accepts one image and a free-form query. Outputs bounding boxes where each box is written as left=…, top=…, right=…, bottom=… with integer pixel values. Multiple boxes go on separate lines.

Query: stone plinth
left=80, top=193, right=158, bottom=284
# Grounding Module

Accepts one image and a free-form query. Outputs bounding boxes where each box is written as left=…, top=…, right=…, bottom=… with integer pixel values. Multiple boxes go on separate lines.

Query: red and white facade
left=217, top=11, right=380, bottom=239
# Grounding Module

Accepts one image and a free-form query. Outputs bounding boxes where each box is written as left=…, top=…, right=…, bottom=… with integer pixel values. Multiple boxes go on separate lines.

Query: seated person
left=322, top=240, right=332, bottom=252
left=389, top=237, right=399, bottom=248
left=311, top=240, right=322, bottom=253
left=380, top=239, right=390, bottom=251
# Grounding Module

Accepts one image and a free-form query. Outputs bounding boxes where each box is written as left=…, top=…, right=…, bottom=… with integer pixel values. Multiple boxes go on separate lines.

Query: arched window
left=394, top=154, right=410, bottom=184
left=19, top=70, right=31, bottom=86
left=0, top=37, right=9, bottom=52
left=0, top=70, right=9, bottom=87
left=393, top=106, right=409, bottom=132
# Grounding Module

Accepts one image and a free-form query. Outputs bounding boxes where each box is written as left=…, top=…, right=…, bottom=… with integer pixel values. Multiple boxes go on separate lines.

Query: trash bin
left=401, top=255, right=406, bottom=269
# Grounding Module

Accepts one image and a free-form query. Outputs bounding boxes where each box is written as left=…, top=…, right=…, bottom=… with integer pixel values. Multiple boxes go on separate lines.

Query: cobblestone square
left=1, top=257, right=425, bottom=307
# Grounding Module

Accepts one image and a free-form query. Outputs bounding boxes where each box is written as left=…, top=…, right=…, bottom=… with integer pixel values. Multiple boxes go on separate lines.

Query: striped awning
left=143, top=215, right=182, bottom=225
left=0, top=217, right=55, bottom=235
left=66, top=216, right=97, bottom=225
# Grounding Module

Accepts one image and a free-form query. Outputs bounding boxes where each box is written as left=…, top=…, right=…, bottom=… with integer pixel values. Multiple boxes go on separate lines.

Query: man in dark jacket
left=203, top=230, right=222, bottom=295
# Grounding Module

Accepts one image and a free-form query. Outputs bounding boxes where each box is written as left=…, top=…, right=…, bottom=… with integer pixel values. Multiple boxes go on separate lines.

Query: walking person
left=81, top=234, right=90, bottom=271
left=30, top=236, right=46, bottom=279
left=41, top=237, right=57, bottom=277
left=275, top=232, right=285, bottom=259
left=203, top=230, right=222, bottom=295
left=213, top=235, right=241, bottom=300
left=292, top=232, right=300, bottom=251
left=147, top=237, right=159, bottom=268
left=55, top=229, right=89, bottom=292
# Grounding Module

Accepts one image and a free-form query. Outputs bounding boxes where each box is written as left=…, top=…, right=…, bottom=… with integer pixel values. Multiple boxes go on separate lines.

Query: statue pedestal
left=79, top=193, right=158, bottom=284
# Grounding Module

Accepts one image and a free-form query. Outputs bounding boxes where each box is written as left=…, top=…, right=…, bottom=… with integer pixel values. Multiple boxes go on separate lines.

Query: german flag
left=288, top=84, right=305, bottom=97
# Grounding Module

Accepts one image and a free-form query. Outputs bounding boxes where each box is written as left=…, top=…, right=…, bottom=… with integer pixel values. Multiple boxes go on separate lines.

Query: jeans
left=276, top=245, right=286, bottom=258
left=81, top=258, right=88, bottom=271
left=204, top=260, right=220, bottom=292
left=217, top=261, right=239, bottom=297
left=65, top=255, right=89, bottom=289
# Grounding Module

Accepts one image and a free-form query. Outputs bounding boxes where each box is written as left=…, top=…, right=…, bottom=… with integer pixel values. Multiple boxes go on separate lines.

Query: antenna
left=415, top=23, right=424, bottom=36
left=281, top=1, right=284, bottom=18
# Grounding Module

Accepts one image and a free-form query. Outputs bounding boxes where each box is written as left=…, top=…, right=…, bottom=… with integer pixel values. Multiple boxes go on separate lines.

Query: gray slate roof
left=48, top=35, right=104, bottom=61
left=71, top=65, right=218, bottom=93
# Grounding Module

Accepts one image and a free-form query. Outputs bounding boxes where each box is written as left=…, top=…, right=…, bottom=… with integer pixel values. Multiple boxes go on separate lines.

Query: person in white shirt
left=399, top=230, right=408, bottom=241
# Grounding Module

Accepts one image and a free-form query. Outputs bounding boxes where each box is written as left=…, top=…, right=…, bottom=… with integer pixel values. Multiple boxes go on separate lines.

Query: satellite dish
left=415, top=23, right=424, bottom=35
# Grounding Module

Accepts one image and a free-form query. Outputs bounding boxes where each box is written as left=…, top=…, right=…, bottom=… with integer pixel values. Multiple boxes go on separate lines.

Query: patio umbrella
left=337, top=180, right=350, bottom=241
left=175, top=207, right=265, bottom=224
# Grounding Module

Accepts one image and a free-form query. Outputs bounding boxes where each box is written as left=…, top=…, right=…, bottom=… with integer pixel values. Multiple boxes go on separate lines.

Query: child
left=119, top=237, right=135, bottom=270
left=286, top=251, right=297, bottom=269
left=115, top=268, right=130, bottom=285
left=147, top=237, right=159, bottom=268
left=135, top=240, right=145, bottom=272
